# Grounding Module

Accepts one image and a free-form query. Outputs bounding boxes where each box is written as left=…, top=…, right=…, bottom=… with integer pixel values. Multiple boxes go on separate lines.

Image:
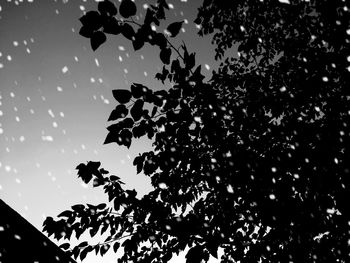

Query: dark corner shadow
left=0, top=199, right=76, bottom=263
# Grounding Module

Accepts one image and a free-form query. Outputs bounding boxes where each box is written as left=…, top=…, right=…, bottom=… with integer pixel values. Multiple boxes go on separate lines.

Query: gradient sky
left=0, top=0, right=216, bottom=262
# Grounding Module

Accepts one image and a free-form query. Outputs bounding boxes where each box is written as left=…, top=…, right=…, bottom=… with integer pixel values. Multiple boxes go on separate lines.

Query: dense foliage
left=43, top=0, right=350, bottom=262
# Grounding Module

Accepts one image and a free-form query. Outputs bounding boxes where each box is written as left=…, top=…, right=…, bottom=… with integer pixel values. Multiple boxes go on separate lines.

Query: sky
left=0, top=0, right=216, bottom=262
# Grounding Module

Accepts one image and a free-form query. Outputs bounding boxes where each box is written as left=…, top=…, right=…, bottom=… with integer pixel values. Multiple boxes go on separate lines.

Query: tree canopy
left=43, top=0, right=350, bottom=262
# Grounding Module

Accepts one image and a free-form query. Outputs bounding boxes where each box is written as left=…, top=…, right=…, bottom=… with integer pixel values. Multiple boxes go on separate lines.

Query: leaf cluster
left=45, top=0, right=350, bottom=263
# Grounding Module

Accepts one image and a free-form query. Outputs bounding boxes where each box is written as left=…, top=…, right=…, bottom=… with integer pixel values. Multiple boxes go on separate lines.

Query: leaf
left=72, top=204, right=85, bottom=212
left=80, top=245, right=92, bottom=261
left=110, top=175, right=120, bottom=181
left=131, top=83, right=148, bottom=98
left=160, top=47, right=171, bottom=65
left=151, top=106, right=158, bottom=117
left=59, top=243, right=70, bottom=250
left=186, top=245, right=204, bottom=263
left=98, top=0, right=118, bottom=16
left=79, top=11, right=103, bottom=30
left=90, top=31, right=107, bottom=51
left=100, top=244, right=110, bottom=256
left=167, top=21, right=183, bottom=37
left=130, top=99, right=144, bottom=121
left=120, top=129, right=133, bottom=148
left=152, top=32, right=167, bottom=49
left=96, top=203, right=107, bottom=210
left=78, top=241, right=88, bottom=248
left=79, top=26, right=94, bottom=38
left=57, top=210, right=72, bottom=218
left=113, top=242, right=120, bottom=253
left=103, top=17, right=122, bottom=35
left=121, top=23, right=135, bottom=40
left=132, top=37, right=144, bottom=51
left=119, top=0, right=137, bottom=18
left=112, top=89, right=132, bottom=104
left=144, top=8, right=159, bottom=26
left=108, top=104, right=128, bottom=121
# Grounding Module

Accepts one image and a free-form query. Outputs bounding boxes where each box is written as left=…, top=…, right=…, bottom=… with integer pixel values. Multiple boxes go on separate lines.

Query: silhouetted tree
left=43, top=0, right=350, bottom=262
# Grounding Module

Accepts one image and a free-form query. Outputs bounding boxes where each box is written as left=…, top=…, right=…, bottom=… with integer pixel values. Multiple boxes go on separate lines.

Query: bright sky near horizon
left=0, top=0, right=217, bottom=262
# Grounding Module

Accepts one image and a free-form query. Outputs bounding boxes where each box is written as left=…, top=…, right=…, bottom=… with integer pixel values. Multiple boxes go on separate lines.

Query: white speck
left=0, top=110, right=3, bottom=116
left=15, top=116, right=20, bottom=122
left=118, top=46, right=125, bottom=51
left=13, top=41, right=19, bottom=47
left=42, top=135, right=53, bottom=142
left=143, top=4, right=148, bottom=9
left=271, top=167, right=277, bottom=172
left=79, top=5, right=85, bottom=11
left=118, top=55, right=123, bottom=62
left=62, top=66, right=69, bottom=74
left=278, top=0, right=290, bottom=3
left=144, top=71, right=148, bottom=76
left=0, top=128, right=3, bottom=134
left=184, top=19, right=188, bottom=24
left=52, top=122, right=58, bottom=128
left=74, top=56, right=79, bottom=62
left=347, top=56, right=350, bottom=62
left=280, top=86, right=286, bottom=92
left=81, top=144, right=86, bottom=150
left=334, top=158, right=339, bottom=164
left=19, top=136, right=25, bottom=142
left=15, top=178, right=21, bottom=184
left=59, top=112, right=64, bottom=117
left=124, top=68, right=128, bottom=74
left=90, top=77, right=95, bottom=83
left=227, top=184, right=234, bottom=193
left=140, top=55, right=144, bottom=60
left=159, top=182, right=167, bottom=189
left=347, top=29, right=350, bottom=35
left=7, top=55, right=12, bottom=61
left=322, top=76, right=328, bottom=82
left=104, top=99, right=110, bottom=104
left=151, top=25, right=157, bottom=31
left=0, top=64, right=3, bottom=69
left=168, top=3, right=174, bottom=9
left=269, top=194, right=276, bottom=200
left=26, top=48, right=31, bottom=54
left=240, top=25, right=245, bottom=32
left=48, top=109, right=55, bottom=118
left=205, top=64, right=210, bottom=70
left=5, top=166, right=11, bottom=172
left=95, top=58, right=100, bottom=67
left=194, top=116, right=201, bottom=123
left=10, top=92, right=15, bottom=98
left=30, top=109, right=34, bottom=114
left=57, top=86, right=63, bottom=92
left=326, top=208, right=335, bottom=214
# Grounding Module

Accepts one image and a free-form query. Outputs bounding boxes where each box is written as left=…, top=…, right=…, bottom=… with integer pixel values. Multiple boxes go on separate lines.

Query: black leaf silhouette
left=112, top=89, right=132, bottom=104
left=166, top=21, right=183, bottom=37
left=108, top=104, right=128, bottom=121
left=119, top=0, right=137, bottom=18
left=98, top=0, right=118, bottom=16
left=160, top=47, right=171, bottom=65
left=90, top=31, right=107, bottom=51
